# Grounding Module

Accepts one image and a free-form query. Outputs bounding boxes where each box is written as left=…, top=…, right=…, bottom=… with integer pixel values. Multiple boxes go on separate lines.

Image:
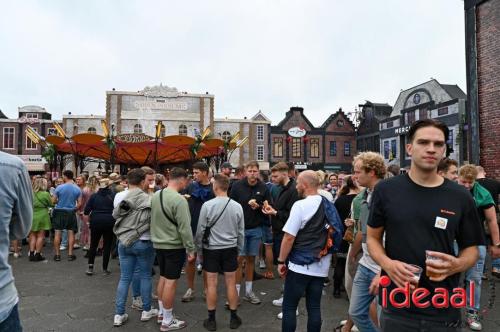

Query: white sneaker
left=272, top=296, right=283, bottom=307
left=131, top=296, right=143, bottom=310
left=259, top=259, right=266, bottom=269
left=13, top=253, right=21, bottom=258
left=243, top=291, right=261, bottom=305
left=160, top=317, right=187, bottom=331
left=277, top=309, right=299, bottom=319
left=59, top=245, right=67, bottom=251
left=141, top=308, right=159, bottom=321
left=113, top=313, right=128, bottom=326
left=181, top=288, right=194, bottom=302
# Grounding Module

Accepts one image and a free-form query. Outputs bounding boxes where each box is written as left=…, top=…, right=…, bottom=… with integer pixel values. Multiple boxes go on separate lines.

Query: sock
left=230, top=309, right=238, bottom=319
left=236, top=284, right=241, bottom=296
left=163, top=308, right=173, bottom=324
left=158, top=300, right=164, bottom=314
left=208, top=309, right=216, bottom=321
left=245, top=281, right=253, bottom=295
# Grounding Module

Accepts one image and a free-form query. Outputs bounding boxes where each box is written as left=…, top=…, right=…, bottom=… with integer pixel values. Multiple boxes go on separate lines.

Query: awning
left=25, top=163, right=47, bottom=172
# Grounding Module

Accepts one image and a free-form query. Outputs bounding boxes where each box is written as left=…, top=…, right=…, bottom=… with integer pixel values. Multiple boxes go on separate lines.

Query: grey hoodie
left=113, top=188, right=151, bottom=247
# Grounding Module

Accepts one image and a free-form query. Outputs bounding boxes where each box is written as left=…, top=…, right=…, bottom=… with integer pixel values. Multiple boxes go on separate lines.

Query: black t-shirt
left=368, top=174, right=485, bottom=322
left=230, top=178, right=271, bottom=229
left=477, top=178, right=500, bottom=213
left=334, top=193, right=356, bottom=253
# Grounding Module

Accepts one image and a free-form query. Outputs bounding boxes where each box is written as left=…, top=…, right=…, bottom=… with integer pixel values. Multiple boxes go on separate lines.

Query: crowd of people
left=1, top=118, right=500, bottom=332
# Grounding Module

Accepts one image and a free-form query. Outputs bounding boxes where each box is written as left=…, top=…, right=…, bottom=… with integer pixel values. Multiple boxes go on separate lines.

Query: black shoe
left=103, top=269, right=111, bottom=275
left=29, top=251, right=35, bottom=261
left=86, top=266, right=94, bottom=276
left=68, top=254, right=77, bottom=261
left=323, top=277, right=330, bottom=287
left=54, top=255, right=61, bottom=261
left=34, top=253, right=46, bottom=262
left=229, top=315, right=242, bottom=329
left=203, top=318, right=217, bottom=331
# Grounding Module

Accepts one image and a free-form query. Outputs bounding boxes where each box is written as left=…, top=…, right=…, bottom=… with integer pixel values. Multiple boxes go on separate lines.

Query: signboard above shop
left=288, top=127, right=306, bottom=138
left=394, top=125, right=410, bottom=135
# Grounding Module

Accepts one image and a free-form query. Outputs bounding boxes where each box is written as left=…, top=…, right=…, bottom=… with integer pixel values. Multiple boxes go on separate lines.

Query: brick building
left=0, top=105, right=60, bottom=173
left=269, top=106, right=356, bottom=172
left=356, top=101, right=393, bottom=154
left=465, top=0, right=500, bottom=180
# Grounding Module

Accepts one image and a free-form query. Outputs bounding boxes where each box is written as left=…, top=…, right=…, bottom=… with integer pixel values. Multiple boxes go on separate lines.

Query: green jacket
left=472, top=182, right=494, bottom=208
left=352, top=189, right=366, bottom=234
left=151, top=188, right=195, bottom=253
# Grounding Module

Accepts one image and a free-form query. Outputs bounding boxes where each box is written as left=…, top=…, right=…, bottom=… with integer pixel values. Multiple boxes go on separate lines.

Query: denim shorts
left=261, top=224, right=273, bottom=245
left=240, top=227, right=262, bottom=257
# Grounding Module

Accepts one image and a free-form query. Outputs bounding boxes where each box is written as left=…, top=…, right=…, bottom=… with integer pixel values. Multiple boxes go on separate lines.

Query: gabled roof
left=275, top=107, right=316, bottom=129
left=441, top=84, right=467, bottom=100
left=251, top=110, right=271, bottom=122
left=320, top=108, right=356, bottom=129
left=0, top=109, right=7, bottom=119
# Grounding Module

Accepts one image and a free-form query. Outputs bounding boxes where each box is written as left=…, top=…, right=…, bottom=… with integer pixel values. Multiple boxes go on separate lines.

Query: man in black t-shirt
left=367, top=119, right=485, bottom=331
left=181, top=162, right=214, bottom=303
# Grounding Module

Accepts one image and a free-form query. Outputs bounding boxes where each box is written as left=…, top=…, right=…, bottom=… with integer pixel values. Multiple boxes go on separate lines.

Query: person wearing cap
left=83, top=178, right=116, bottom=275
left=221, top=162, right=233, bottom=178
left=108, top=172, right=123, bottom=194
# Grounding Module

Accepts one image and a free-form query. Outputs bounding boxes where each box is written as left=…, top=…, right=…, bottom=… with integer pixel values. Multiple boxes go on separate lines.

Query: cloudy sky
left=0, top=0, right=466, bottom=126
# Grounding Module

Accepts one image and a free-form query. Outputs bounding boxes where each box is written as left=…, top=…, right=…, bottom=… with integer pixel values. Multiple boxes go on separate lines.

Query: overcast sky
left=0, top=0, right=466, bottom=127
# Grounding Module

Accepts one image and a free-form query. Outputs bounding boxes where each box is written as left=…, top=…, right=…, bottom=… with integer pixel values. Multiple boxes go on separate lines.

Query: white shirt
left=282, top=194, right=332, bottom=277
left=113, top=188, right=151, bottom=241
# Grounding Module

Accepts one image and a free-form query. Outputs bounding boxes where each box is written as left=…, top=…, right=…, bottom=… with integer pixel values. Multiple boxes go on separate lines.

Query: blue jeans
left=349, top=264, right=379, bottom=332
left=0, top=304, right=21, bottom=332
left=492, top=257, right=500, bottom=270
left=240, top=227, right=262, bottom=256
left=61, top=229, right=68, bottom=247
left=132, top=267, right=141, bottom=298
left=465, top=245, right=486, bottom=311
left=115, top=240, right=155, bottom=315
left=282, top=270, right=324, bottom=332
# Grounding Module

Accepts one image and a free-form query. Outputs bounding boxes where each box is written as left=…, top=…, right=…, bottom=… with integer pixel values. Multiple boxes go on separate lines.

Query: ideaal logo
left=379, top=276, right=475, bottom=309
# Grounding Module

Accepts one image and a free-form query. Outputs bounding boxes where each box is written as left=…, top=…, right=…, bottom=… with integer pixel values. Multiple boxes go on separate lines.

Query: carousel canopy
left=45, top=132, right=231, bottom=165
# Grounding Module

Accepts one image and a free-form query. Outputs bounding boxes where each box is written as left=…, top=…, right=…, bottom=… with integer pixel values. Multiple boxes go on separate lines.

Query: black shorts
left=51, top=209, right=78, bottom=232
left=156, top=248, right=186, bottom=280
left=202, top=247, right=238, bottom=273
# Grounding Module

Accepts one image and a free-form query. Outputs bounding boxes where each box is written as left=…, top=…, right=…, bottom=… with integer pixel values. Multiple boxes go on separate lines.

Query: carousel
left=25, top=120, right=248, bottom=174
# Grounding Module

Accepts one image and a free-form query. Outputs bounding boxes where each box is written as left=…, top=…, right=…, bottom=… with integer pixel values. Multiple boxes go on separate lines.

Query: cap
left=108, top=172, right=121, bottom=183
left=221, top=162, right=233, bottom=169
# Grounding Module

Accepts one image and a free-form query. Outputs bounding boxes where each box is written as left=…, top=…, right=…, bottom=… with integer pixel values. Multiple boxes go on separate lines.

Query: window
left=160, top=124, right=166, bottom=137
left=87, top=127, right=97, bottom=134
left=134, top=124, right=143, bottom=134
left=438, top=107, right=448, bottom=116
left=447, top=129, right=454, bottom=148
left=386, top=121, right=393, bottom=128
left=329, top=141, right=337, bottom=156
left=390, top=139, right=397, bottom=160
left=419, top=108, right=428, bottom=120
left=156, top=99, right=165, bottom=103
left=257, top=125, right=264, bottom=141
left=357, top=139, right=364, bottom=152
left=3, top=127, right=15, bottom=149
left=257, top=145, right=264, bottom=161
left=26, top=113, right=38, bottom=119
left=383, top=141, right=390, bottom=159
left=26, top=128, right=38, bottom=150
left=292, top=138, right=301, bottom=157
left=344, top=141, right=351, bottom=156
left=47, top=128, right=57, bottom=136
left=222, top=131, right=231, bottom=141
left=406, top=111, right=415, bottom=124
left=309, top=138, right=319, bottom=158
left=273, top=137, right=283, bottom=158
left=179, top=124, right=187, bottom=136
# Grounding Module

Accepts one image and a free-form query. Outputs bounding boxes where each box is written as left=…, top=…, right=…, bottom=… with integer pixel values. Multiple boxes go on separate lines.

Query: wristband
left=277, top=259, right=286, bottom=265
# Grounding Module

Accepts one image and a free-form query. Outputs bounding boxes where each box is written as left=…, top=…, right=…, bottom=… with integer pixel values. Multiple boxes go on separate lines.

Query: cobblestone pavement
left=9, top=248, right=500, bottom=331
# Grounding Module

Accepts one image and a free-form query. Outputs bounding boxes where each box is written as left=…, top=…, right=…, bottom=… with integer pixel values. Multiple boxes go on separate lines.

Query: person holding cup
left=367, top=119, right=486, bottom=331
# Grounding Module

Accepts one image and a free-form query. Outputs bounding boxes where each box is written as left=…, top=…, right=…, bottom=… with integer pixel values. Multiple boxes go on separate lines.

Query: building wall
left=477, top=0, right=500, bottom=179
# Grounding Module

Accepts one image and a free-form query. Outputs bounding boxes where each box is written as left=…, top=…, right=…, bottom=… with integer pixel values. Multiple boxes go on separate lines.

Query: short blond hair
left=459, top=164, right=478, bottom=182
left=353, top=152, right=386, bottom=179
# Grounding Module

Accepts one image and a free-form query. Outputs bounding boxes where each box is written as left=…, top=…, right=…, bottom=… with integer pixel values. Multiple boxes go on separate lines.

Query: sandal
left=263, top=271, right=275, bottom=279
